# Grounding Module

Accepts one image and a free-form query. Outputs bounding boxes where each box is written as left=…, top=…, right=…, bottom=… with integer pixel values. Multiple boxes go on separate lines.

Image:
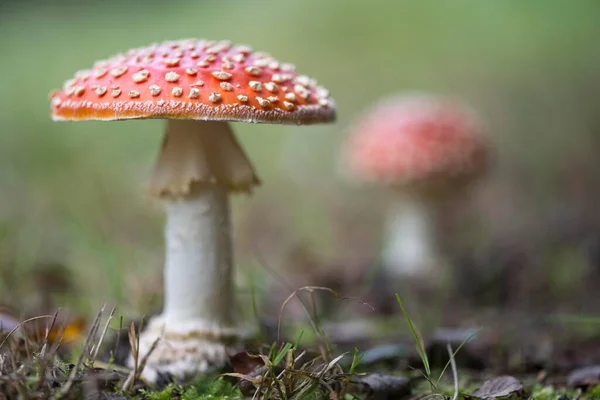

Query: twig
left=90, top=306, right=116, bottom=362
left=34, top=311, right=62, bottom=392
left=39, top=310, right=60, bottom=359
left=122, top=330, right=160, bottom=392
left=85, top=304, right=106, bottom=358
left=113, top=315, right=123, bottom=363
left=123, top=322, right=138, bottom=392
left=135, top=336, right=160, bottom=380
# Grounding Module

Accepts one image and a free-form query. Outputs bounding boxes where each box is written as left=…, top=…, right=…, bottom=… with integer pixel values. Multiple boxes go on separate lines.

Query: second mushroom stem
left=381, top=193, right=439, bottom=278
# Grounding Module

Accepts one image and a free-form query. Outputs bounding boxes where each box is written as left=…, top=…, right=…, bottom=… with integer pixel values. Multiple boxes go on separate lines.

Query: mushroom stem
left=133, top=120, right=259, bottom=380
left=152, top=119, right=259, bottom=327
left=381, top=193, right=439, bottom=278
left=163, top=185, right=234, bottom=326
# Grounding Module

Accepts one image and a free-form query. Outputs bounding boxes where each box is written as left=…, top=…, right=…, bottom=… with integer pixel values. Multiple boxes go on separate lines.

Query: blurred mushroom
left=340, top=94, right=487, bottom=282
left=49, top=39, right=336, bottom=380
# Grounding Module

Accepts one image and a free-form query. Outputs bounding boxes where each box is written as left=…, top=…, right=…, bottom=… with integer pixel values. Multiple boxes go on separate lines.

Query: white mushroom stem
left=132, top=119, right=259, bottom=381
left=381, top=193, right=439, bottom=278
left=163, top=186, right=234, bottom=327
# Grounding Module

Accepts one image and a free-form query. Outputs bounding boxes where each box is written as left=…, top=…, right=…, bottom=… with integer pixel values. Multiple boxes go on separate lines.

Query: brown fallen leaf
left=566, top=365, right=600, bottom=388
left=469, top=375, right=524, bottom=399
left=227, top=351, right=270, bottom=396
left=229, top=351, right=266, bottom=375
left=351, top=373, right=411, bottom=400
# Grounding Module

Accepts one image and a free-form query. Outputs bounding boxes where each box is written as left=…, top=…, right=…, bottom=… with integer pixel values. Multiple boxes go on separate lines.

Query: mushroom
left=49, top=39, right=335, bottom=380
left=340, top=94, right=487, bottom=282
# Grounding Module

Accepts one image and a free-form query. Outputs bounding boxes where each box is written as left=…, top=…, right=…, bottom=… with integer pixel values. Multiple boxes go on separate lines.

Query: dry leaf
left=566, top=365, right=600, bottom=388
left=470, top=375, right=524, bottom=399
left=352, top=373, right=411, bottom=400
left=229, top=351, right=266, bottom=375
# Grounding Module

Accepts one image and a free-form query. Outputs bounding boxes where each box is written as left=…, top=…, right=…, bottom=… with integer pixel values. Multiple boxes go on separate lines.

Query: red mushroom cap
left=50, top=39, right=335, bottom=125
left=342, top=95, right=487, bottom=187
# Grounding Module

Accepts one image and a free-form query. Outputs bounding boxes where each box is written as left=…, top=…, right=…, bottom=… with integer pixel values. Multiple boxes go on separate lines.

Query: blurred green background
left=1, top=0, right=600, bottom=322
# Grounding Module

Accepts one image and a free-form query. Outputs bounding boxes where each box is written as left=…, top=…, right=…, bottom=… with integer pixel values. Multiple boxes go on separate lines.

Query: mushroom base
left=130, top=315, right=243, bottom=382
left=132, top=119, right=260, bottom=382
left=130, top=186, right=238, bottom=382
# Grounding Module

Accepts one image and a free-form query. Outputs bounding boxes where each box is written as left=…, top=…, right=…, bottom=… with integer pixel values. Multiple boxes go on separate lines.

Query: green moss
left=529, top=383, right=579, bottom=400
left=583, top=385, right=600, bottom=399
left=138, top=377, right=242, bottom=400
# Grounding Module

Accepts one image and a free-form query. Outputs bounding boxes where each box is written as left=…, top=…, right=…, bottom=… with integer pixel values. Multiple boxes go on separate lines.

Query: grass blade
left=273, top=342, right=293, bottom=366
left=437, top=328, right=480, bottom=385
left=395, top=293, right=430, bottom=377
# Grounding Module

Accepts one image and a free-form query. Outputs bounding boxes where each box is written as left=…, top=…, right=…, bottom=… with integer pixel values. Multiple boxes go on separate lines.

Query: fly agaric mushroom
left=49, top=39, right=335, bottom=380
left=341, top=94, right=486, bottom=280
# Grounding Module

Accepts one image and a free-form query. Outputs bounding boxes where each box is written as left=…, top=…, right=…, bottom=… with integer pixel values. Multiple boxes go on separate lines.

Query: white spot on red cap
left=132, top=70, right=150, bottom=83
left=234, top=44, right=253, bottom=53
left=295, top=75, right=311, bottom=87
left=110, top=66, right=128, bottom=78
left=212, top=71, right=232, bottom=80
left=249, top=81, right=262, bottom=91
left=188, top=88, right=200, bottom=99
left=165, top=71, right=180, bottom=82
left=294, top=84, right=310, bottom=99
left=268, top=60, right=280, bottom=70
left=164, top=58, right=181, bottom=67
left=172, top=87, right=183, bottom=97
left=220, top=82, right=234, bottom=91
left=272, top=73, right=292, bottom=83
left=256, top=97, right=271, bottom=108
left=280, top=63, right=296, bottom=72
left=245, top=66, right=261, bottom=76
left=149, top=85, right=161, bottom=96
left=254, top=58, right=270, bottom=68
left=94, top=69, right=108, bottom=79
left=264, top=82, right=278, bottom=93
